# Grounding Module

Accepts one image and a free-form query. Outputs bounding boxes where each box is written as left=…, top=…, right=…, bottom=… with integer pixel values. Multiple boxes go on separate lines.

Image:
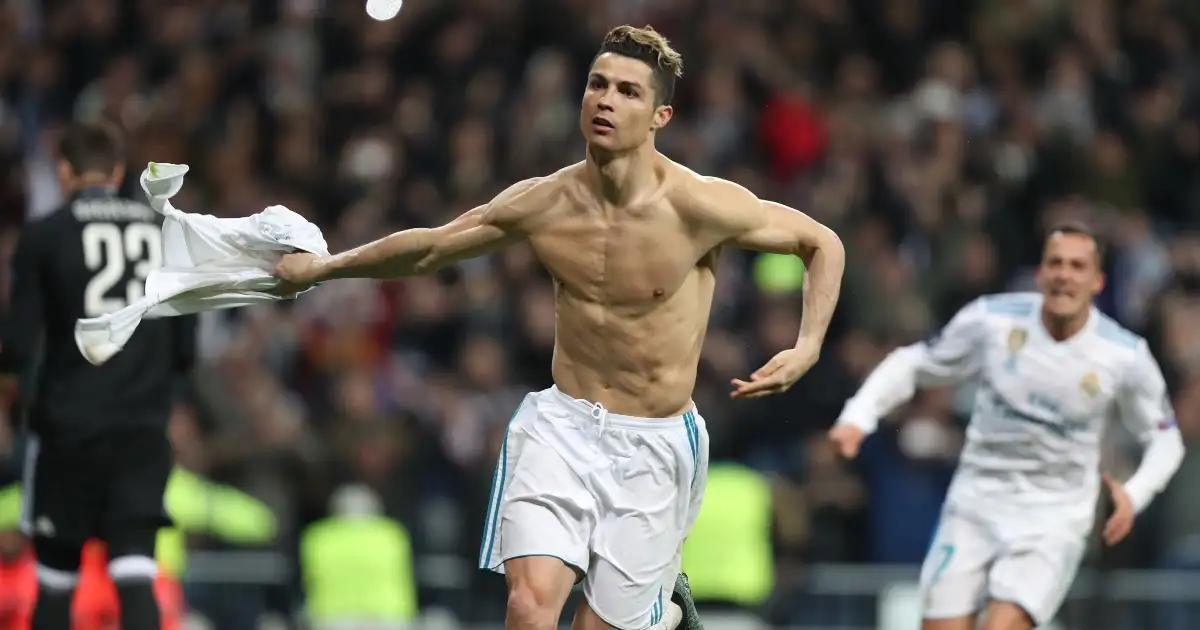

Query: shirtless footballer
left=274, top=25, right=845, bottom=630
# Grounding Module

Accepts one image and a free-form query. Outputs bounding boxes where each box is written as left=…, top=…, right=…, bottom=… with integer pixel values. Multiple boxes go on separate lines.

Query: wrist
left=795, top=334, right=823, bottom=353
left=311, top=257, right=338, bottom=282
left=837, top=397, right=880, bottom=435
left=1122, top=479, right=1151, bottom=514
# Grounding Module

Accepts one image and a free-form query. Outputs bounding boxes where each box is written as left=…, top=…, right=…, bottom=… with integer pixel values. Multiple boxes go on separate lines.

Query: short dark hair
left=1044, top=220, right=1105, bottom=265
left=58, top=121, right=125, bottom=176
left=596, top=25, right=683, bottom=106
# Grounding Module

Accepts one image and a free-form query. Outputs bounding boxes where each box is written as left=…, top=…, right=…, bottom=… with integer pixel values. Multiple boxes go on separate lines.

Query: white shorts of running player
left=478, top=385, right=710, bottom=630
left=920, top=506, right=1087, bottom=626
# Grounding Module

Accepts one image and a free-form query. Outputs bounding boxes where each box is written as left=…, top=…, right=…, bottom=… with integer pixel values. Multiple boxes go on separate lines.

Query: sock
left=31, top=587, right=73, bottom=630
left=116, top=581, right=162, bottom=630
left=653, top=602, right=683, bottom=630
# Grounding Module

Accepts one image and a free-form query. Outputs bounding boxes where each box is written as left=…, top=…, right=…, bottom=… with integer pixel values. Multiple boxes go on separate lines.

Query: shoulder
left=668, top=164, right=761, bottom=230
left=942, top=292, right=1038, bottom=337
left=975, top=292, right=1041, bottom=319
left=484, top=168, right=577, bottom=226
left=1091, top=311, right=1146, bottom=356
left=491, top=175, right=553, bottom=206
left=1083, top=313, right=1162, bottom=389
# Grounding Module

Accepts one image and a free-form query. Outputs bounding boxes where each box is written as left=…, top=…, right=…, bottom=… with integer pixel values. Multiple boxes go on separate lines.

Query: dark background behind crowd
left=1, top=0, right=1199, bottom=628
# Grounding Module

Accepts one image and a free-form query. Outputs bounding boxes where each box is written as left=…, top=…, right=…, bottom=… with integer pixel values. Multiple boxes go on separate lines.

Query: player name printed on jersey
left=72, top=198, right=157, bottom=222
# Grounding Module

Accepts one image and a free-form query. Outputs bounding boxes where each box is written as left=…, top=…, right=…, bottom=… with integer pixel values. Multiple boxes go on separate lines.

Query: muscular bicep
left=419, top=206, right=524, bottom=271
left=416, top=179, right=540, bottom=272
left=707, top=180, right=837, bottom=263
left=730, top=201, right=833, bottom=261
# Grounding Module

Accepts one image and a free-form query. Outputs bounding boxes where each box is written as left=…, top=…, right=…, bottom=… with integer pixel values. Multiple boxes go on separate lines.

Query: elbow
left=820, top=225, right=844, bottom=255
left=409, top=246, right=443, bottom=275
left=1161, top=427, right=1186, bottom=473
left=410, top=258, right=438, bottom=276
left=390, top=228, right=439, bottom=276
left=804, top=225, right=845, bottom=266
left=823, top=227, right=845, bottom=264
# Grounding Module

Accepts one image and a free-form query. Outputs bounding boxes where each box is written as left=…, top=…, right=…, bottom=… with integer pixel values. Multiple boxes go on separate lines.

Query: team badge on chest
left=1005, top=328, right=1027, bottom=372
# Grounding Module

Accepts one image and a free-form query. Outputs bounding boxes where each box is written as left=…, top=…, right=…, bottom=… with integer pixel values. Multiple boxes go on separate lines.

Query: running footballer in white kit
left=274, top=25, right=845, bottom=630
left=828, top=223, right=1184, bottom=630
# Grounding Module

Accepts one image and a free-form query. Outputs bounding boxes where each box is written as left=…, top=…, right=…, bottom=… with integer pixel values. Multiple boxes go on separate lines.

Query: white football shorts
left=478, top=385, right=710, bottom=630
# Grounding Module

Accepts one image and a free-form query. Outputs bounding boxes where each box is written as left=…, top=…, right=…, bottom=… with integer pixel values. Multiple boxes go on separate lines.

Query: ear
left=1093, top=271, right=1106, bottom=295
left=110, top=163, right=127, bottom=187
left=56, top=159, right=74, bottom=184
left=652, top=104, right=673, bottom=131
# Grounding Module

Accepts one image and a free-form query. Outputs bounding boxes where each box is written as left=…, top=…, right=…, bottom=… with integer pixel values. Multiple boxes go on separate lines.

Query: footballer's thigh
left=919, top=510, right=997, bottom=623
left=581, top=411, right=706, bottom=630
left=988, top=532, right=1086, bottom=628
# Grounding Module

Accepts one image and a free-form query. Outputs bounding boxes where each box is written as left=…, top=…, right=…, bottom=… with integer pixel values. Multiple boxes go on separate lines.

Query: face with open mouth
left=590, top=115, right=615, bottom=135
left=579, top=53, right=672, bottom=151
left=1036, top=230, right=1105, bottom=322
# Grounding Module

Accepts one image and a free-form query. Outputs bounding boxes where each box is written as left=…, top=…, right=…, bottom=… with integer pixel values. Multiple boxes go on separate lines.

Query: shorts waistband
left=547, top=385, right=696, bottom=431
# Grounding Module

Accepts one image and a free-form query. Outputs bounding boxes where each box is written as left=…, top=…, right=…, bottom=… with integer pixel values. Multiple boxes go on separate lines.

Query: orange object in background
left=74, top=540, right=183, bottom=630
left=0, top=546, right=36, bottom=630
left=0, top=539, right=182, bottom=630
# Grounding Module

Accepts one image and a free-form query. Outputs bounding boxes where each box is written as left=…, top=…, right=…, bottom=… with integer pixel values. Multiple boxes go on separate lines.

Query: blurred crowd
left=1, top=0, right=1200, bottom=626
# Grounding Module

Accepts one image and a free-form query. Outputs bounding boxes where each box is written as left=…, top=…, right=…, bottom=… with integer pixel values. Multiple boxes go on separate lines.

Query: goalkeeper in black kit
left=1, top=121, right=195, bottom=630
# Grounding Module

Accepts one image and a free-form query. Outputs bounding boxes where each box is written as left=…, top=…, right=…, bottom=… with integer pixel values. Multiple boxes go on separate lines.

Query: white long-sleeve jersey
left=838, top=292, right=1184, bottom=529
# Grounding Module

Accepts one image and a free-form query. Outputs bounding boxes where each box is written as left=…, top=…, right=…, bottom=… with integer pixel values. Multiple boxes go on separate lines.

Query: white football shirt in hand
left=74, top=162, right=329, bottom=365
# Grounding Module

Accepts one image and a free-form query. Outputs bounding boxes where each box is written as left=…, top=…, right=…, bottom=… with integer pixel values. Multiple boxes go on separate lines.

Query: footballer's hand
left=274, top=252, right=326, bottom=284
left=828, top=424, right=866, bottom=459
left=1102, top=474, right=1135, bottom=546
left=730, top=342, right=820, bottom=399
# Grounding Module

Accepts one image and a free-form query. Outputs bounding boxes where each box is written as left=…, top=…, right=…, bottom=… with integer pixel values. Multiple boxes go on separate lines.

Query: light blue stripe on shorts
left=478, top=405, right=520, bottom=569
left=683, top=411, right=698, bottom=488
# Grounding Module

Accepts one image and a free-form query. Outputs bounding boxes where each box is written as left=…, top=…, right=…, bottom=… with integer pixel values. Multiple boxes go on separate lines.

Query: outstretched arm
left=290, top=179, right=540, bottom=283
left=705, top=180, right=845, bottom=397
left=827, top=296, right=989, bottom=458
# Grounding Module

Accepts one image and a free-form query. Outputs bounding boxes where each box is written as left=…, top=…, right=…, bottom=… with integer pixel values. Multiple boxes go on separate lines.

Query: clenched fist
left=274, top=252, right=324, bottom=283
left=271, top=252, right=326, bottom=297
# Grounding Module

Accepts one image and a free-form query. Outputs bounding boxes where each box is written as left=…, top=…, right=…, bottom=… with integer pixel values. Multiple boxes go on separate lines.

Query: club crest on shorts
left=1079, top=371, right=1100, bottom=398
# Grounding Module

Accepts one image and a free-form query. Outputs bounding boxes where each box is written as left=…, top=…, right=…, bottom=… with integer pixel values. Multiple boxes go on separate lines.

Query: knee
left=503, top=556, right=576, bottom=630
left=507, top=582, right=561, bottom=630
left=980, top=601, right=1035, bottom=630
left=32, top=538, right=81, bottom=592
left=921, top=618, right=976, bottom=630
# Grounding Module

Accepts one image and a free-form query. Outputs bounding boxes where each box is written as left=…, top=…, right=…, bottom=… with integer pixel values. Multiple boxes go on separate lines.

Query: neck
left=585, top=142, right=659, bottom=205
left=1041, top=306, right=1090, bottom=341
left=67, top=174, right=116, bottom=195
